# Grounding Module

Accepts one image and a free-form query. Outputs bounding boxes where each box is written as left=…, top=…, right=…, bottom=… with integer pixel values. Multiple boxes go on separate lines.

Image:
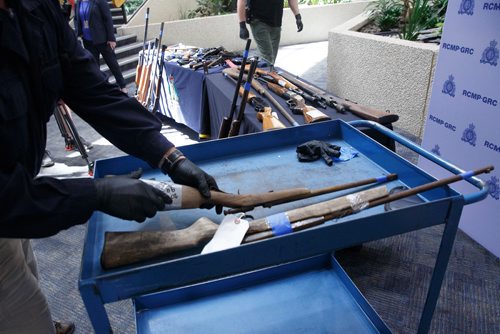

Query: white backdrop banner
left=419, top=0, right=499, bottom=257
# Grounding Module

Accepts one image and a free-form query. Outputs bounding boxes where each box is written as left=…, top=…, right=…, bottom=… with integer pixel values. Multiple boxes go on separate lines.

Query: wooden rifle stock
left=218, top=39, right=251, bottom=138
left=101, top=186, right=390, bottom=269
left=265, top=81, right=331, bottom=123
left=223, top=68, right=299, bottom=127
left=144, top=22, right=165, bottom=106
left=135, top=7, right=149, bottom=88
left=136, top=39, right=155, bottom=102
left=278, top=71, right=399, bottom=124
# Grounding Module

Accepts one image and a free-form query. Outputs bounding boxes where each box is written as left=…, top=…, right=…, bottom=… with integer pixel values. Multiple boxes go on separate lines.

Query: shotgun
left=135, top=7, right=149, bottom=91
left=265, top=81, right=331, bottom=124
left=136, top=39, right=155, bottom=102
left=101, top=186, right=389, bottom=269
left=148, top=44, right=167, bottom=113
left=228, top=59, right=259, bottom=137
left=101, top=165, right=493, bottom=269
left=278, top=71, right=399, bottom=124
left=218, top=39, right=252, bottom=139
left=223, top=68, right=300, bottom=127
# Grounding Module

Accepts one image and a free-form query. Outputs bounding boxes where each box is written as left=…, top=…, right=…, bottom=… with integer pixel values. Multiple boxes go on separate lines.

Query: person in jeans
left=75, top=0, right=128, bottom=93
left=237, top=0, right=303, bottom=68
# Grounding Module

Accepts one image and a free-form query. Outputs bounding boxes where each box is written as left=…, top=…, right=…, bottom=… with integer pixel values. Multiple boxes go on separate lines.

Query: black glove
left=95, top=170, right=172, bottom=222
left=239, top=21, right=250, bottom=39
left=161, top=149, right=221, bottom=213
left=296, top=140, right=341, bottom=166
left=295, top=14, right=303, bottom=32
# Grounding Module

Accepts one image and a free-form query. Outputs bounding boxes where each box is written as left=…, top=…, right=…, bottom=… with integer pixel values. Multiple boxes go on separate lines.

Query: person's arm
left=96, top=0, right=115, bottom=44
left=288, top=0, right=303, bottom=32
left=237, top=0, right=249, bottom=39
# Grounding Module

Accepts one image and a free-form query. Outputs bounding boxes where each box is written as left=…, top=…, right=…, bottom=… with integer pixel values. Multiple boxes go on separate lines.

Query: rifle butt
left=342, top=101, right=399, bottom=124
left=218, top=117, right=232, bottom=139
left=101, top=217, right=219, bottom=269
left=228, top=119, right=242, bottom=137
left=257, top=109, right=286, bottom=131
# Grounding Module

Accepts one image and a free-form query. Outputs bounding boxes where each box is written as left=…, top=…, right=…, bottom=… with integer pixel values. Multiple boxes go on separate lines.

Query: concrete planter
left=119, top=2, right=372, bottom=52
left=327, top=14, right=439, bottom=138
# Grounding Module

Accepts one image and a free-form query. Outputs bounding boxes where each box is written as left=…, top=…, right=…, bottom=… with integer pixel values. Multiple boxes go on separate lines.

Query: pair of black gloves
left=94, top=149, right=218, bottom=222
left=239, top=14, right=303, bottom=39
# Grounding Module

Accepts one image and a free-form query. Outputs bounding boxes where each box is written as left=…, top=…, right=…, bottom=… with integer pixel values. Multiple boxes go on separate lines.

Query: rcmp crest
left=431, top=144, right=441, bottom=156
left=480, top=40, right=499, bottom=66
left=461, top=123, right=477, bottom=146
left=486, top=176, right=499, bottom=200
left=442, top=75, right=456, bottom=97
left=458, top=0, right=474, bottom=15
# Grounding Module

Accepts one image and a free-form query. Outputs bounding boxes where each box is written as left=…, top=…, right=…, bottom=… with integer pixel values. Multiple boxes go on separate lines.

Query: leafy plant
left=401, top=0, right=441, bottom=40
left=367, top=0, right=403, bottom=32
left=124, top=0, right=145, bottom=17
left=187, top=0, right=235, bottom=18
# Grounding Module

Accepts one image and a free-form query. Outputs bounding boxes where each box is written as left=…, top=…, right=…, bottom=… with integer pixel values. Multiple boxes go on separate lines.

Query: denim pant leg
left=250, top=20, right=282, bottom=65
left=0, top=239, right=55, bottom=334
left=96, top=43, right=127, bottom=88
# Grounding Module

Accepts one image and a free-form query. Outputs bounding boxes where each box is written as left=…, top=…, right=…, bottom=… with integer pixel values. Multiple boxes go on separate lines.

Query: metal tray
left=79, top=119, right=488, bottom=333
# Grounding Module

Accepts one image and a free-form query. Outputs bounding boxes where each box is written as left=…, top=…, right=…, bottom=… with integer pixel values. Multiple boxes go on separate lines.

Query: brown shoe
left=54, top=321, right=75, bottom=334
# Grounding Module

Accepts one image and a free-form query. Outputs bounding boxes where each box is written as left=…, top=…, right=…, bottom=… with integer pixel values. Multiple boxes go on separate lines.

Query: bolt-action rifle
left=264, top=81, right=331, bottom=124
left=278, top=71, right=399, bottom=124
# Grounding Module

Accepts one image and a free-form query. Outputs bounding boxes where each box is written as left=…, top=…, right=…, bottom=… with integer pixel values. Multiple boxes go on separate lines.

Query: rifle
left=278, top=71, right=399, bottom=124
left=265, top=81, right=331, bottom=124
left=101, top=165, right=493, bottom=269
left=223, top=68, right=300, bottom=127
left=136, top=39, right=155, bottom=102
left=248, top=67, right=328, bottom=109
left=135, top=7, right=149, bottom=91
left=102, top=183, right=391, bottom=269
left=218, top=39, right=252, bottom=139
left=143, top=22, right=165, bottom=107
left=149, top=44, right=167, bottom=113
left=228, top=58, right=259, bottom=137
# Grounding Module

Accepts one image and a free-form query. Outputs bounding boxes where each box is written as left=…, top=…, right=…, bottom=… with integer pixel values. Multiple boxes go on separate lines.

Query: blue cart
left=79, top=120, right=488, bottom=333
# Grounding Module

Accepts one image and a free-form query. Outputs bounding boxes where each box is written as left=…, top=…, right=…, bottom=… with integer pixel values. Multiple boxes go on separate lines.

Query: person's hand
left=296, top=140, right=341, bottom=166
left=239, top=21, right=250, bottom=40
left=107, top=41, right=116, bottom=50
left=160, top=149, right=222, bottom=213
left=295, top=14, right=303, bottom=32
left=95, top=169, right=172, bottom=222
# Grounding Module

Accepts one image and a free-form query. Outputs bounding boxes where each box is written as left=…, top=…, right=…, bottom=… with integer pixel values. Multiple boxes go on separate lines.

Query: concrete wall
left=119, top=2, right=371, bottom=51
left=126, top=0, right=198, bottom=26
left=327, top=14, right=439, bottom=138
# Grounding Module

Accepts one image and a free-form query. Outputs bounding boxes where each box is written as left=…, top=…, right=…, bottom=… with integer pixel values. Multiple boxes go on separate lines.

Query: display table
left=79, top=120, right=488, bottom=333
left=205, top=68, right=396, bottom=150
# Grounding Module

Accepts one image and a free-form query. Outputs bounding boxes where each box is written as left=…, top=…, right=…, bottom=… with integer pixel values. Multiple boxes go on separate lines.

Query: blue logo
left=486, top=176, right=499, bottom=200
left=442, top=75, right=456, bottom=97
left=431, top=144, right=441, bottom=156
left=480, top=40, right=499, bottom=66
left=458, top=0, right=474, bottom=15
left=461, top=123, right=477, bottom=146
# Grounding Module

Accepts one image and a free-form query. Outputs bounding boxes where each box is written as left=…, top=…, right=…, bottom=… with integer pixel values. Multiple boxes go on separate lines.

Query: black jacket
left=0, top=0, right=173, bottom=238
left=75, top=0, right=115, bottom=44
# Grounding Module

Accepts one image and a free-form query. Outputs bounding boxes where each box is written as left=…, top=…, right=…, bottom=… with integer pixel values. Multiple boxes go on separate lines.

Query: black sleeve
left=97, top=0, right=116, bottom=42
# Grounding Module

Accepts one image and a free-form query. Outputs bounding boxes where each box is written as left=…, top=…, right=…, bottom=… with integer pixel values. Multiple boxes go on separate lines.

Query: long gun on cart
left=136, top=39, right=155, bottom=102
left=143, top=22, right=165, bottom=107
left=101, top=166, right=493, bottom=269
left=278, top=71, right=399, bottom=124
left=148, top=44, right=167, bottom=113
left=135, top=7, right=149, bottom=94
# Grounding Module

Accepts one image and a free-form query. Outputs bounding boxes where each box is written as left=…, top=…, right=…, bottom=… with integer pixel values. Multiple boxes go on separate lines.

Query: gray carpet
left=31, top=42, right=499, bottom=333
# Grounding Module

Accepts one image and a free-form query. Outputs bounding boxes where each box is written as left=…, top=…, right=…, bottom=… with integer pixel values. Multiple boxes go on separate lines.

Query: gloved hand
left=296, top=140, right=341, bottom=166
left=161, top=149, right=222, bottom=213
left=95, top=169, right=172, bottom=222
left=239, top=21, right=250, bottom=39
left=295, top=14, right=303, bottom=32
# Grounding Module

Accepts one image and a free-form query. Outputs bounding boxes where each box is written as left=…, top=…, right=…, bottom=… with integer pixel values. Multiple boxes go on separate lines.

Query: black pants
left=82, top=39, right=126, bottom=89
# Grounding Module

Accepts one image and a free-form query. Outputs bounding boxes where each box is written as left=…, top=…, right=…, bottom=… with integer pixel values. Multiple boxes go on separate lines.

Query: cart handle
left=349, top=120, right=489, bottom=205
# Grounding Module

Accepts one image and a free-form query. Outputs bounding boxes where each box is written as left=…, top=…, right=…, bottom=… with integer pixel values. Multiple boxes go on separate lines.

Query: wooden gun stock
left=256, top=107, right=286, bottom=131
left=266, top=82, right=331, bottom=124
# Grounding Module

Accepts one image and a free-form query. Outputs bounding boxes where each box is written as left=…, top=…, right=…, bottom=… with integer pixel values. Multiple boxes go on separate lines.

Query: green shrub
left=367, top=0, right=403, bottom=31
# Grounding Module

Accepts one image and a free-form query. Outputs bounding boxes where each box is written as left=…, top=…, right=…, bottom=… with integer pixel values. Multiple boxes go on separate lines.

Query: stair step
left=109, top=67, right=137, bottom=86
left=99, top=41, right=143, bottom=65
left=116, top=34, right=137, bottom=47
left=100, top=53, right=139, bottom=76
